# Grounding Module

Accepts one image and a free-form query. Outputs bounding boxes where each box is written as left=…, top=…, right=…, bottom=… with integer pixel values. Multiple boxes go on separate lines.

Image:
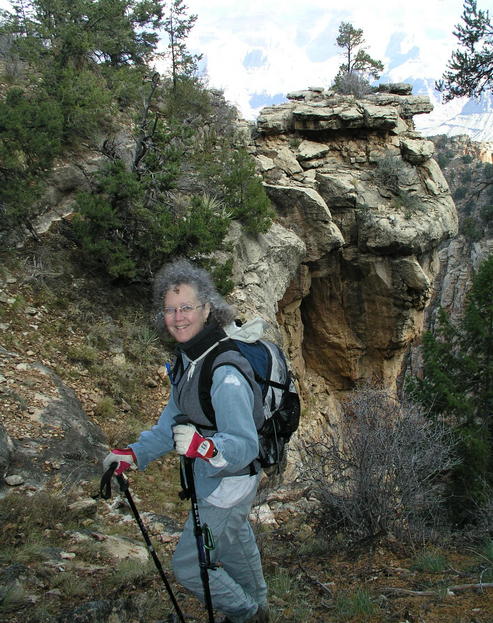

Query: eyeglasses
left=163, top=303, right=205, bottom=316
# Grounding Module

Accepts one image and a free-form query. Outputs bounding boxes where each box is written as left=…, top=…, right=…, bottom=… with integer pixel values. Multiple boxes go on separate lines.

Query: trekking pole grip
left=99, top=462, right=117, bottom=499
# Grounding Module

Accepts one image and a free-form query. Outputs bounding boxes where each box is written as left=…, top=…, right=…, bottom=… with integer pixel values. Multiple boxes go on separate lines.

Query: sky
left=0, top=0, right=468, bottom=120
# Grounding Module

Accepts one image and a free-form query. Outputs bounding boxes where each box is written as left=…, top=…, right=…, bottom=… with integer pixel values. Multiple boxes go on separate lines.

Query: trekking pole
left=100, top=464, right=186, bottom=623
left=182, top=456, right=216, bottom=623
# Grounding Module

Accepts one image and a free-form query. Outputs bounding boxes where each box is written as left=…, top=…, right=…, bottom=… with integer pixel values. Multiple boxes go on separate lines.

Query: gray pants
left=172, top=485, right=268, bottom=622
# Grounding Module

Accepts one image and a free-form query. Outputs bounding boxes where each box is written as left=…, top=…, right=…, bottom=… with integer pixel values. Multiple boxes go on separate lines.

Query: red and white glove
left=173, top=424, right=216, bottom=460
left=103, top=448, right=137, bottom=475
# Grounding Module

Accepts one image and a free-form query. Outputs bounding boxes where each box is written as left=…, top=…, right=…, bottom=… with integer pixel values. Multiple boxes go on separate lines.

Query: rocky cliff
left=424, top=135, right=493, bottom=326
left=223, top=85, right=457, bottom=415
left=0, top=85, right=459, bottom=490
left=405, top=134, right=493, bottom=379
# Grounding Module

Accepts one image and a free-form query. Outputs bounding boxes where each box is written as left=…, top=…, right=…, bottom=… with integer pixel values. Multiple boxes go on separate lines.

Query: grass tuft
left=411, top=548, right=448, bottom=573
left=334, top=587, right=378, bottom=621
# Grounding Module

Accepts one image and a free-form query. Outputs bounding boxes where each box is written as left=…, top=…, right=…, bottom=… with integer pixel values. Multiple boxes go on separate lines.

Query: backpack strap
left=198, top=338, right=255, bottom=430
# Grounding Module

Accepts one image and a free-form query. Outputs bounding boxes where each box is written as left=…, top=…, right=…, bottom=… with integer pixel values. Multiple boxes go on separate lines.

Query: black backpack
left=199, top=337, right=301, bottom=472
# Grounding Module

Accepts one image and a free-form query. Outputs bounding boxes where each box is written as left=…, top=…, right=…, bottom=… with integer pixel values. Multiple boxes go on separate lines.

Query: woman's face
left=163, top=283, right=210, bottom=343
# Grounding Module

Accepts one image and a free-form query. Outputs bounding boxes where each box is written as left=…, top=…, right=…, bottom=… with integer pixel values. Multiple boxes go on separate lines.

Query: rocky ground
left=1, top=238, right=493, bottom=622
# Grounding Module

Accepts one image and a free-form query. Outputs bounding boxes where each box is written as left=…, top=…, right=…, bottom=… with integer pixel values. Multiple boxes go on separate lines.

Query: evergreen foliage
left=1, top=0, right=273, bottom=281
left=72, top=165, right=230, bottom=281
left=2, top=0, right=164, bottom=71
left=0, top=86, right=64, bottom=232
left=407, top=254, right=493, bottom=524
left=0, top=0, right=162, bottom=236
left=70, top=73, right=272, bottom=282
left=332, top=22, right=383, bottom=95
left=218, top=147, right=274, bottom=234
left=162, top=0, right=202, bottom=89
left=437, top=0, right=492, bottom=100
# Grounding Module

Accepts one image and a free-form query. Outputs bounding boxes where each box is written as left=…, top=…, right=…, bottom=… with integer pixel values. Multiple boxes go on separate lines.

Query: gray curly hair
left=153, top=259, right=235, bottom=335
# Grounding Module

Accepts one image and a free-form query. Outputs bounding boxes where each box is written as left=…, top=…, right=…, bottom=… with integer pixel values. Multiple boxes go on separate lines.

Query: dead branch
left=382, top=587, right=435, bottom=596
left=448, top=582, right=493, bottom=593
left=382, top=582, right=493, bottom=597
left=297, top=564, right=334, bottom=597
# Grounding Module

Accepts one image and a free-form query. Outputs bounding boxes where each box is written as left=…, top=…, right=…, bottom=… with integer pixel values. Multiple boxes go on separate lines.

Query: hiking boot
left=220, top=605, right=270, bottom=623
left=255, top=605, right=270, bottom=623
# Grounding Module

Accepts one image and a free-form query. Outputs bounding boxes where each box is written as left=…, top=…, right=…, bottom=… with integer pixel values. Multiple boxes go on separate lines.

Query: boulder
left=400, top=137, right=435, bottom=164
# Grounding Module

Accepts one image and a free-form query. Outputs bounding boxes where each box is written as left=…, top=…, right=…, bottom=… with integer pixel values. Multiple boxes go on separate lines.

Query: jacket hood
left=224, top=318, right=267, bottom=343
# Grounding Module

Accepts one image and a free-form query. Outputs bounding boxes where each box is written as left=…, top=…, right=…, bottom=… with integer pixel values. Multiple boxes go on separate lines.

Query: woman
left=103, top=259, right=269, bottom=623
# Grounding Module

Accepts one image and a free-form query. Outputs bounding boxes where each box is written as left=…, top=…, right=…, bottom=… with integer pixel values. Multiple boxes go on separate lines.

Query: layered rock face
left=228, top=86, right=457, bottom=396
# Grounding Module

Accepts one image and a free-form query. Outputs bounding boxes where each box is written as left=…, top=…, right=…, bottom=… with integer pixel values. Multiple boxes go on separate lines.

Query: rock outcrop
left=0, top=358, right=108, bottom=490
left=226, top=86, right=457, bottom=397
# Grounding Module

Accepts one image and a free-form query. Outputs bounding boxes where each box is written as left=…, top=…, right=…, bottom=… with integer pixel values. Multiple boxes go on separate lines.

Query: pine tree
left=2, top=0, right=164, bottom=71
left=162, top=0, right=202, bottom=90
left=334, top=21, right=383, bottom=91
left=436, top=0, right=493, bottom=100
left=0, top=0, right=164, bottom=237
left=407, top=254, right=493, bottom=524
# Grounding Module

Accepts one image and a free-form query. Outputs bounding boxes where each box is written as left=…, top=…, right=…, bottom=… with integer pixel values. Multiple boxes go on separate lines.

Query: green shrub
left=67, top=343, right=99, bottom=366
left=267, top=569, right=314, bottom=621
left=101, top=64, right=149, bottom=110
left=49, top=67, right=115, bottom=141
left=332, top=71, right=373, bottom=96
left=87, top=320, right=122, bottom=350
left=480, top=204, right=493, bottom=223
left=394, top=191, right=424, bottom=218
left=477, top=539, right=493, bottom=566
left=0, top=491, right=80, bottom=562
left=461, top=216, right=482, bottom=241
left=71, top=129, right=234, bottom=280
left=221, top=148, right=274, bottom=234
left=105, top=413, right=147, bottom=447
left=51, top=573, right=92, bottom=598
left=93, top=396, right=118, bottom=419
left=96, top=359, right=141, bottom=401
left=436, top=152, right=452, bottom=169
left=211, top=258, right=235, bottom=295
left=449, top=424, right=491, bottom=525
left=0, top=584, right=29, bottom=615
left=161, top=75, right=212, bottom=122
left=453, top=185, right=467, bottom=201
left=374, top=152, right=403, bottom=194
